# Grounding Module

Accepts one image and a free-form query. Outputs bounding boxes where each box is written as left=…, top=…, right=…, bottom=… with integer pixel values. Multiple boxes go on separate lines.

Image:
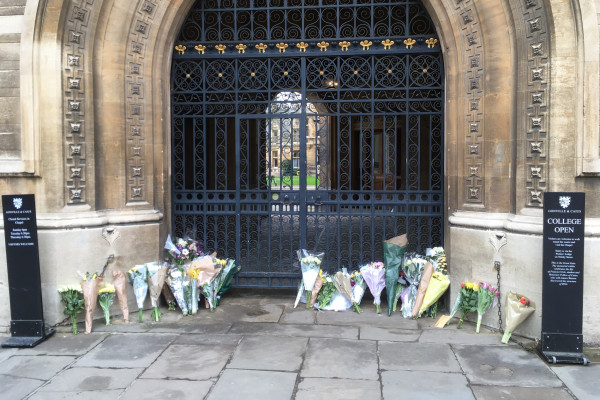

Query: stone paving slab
left=301, top=338, right=378, bottom=380
left=0, top=355, right=75, bottom=380
left=38, top=367, right=143, bottom=392
left=418, top=325, right=503, bottom=346
left=295, top=377, right=382, bottom=400
left=316, top=309, right=420, bottom=329
left=379, top=342, right=461, bottom=373
left=470, top=385, right=575, bottom=400
left=550, top=364, right=600, bottom=400
left=173, top=333, right=242, bottom=346
left=141, top=344, right=236, bottom=380
left=381, top=370, right=474, bottom=400
left=147, top=321, right=233, bottom=334
left=28, top=389, right=124, bottom=400
left=229, top=321, right=358, bottom=339
left=280, top=306, right=317, bottom=325
left=360, top=326, right=421, bottom=342
left=15, top=332, right=108, bottom=356
left=453, top=345, right=563, bottom=387
left=228, top=335, right=307, bottom=371
left=121, top=379, right=214, bottom=400
left=207, top=369, right=297, bottom=400
left=0, top=346, right=18, bottom=362
left=0, top=374, right=45, bottom=399
left=74, top=333, right=177, bottom=368
left=184, top=303, right=286, bottom=324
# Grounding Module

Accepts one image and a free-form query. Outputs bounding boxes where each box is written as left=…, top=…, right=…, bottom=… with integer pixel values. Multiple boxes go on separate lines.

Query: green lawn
left=270, top=176, right=320, bottom=187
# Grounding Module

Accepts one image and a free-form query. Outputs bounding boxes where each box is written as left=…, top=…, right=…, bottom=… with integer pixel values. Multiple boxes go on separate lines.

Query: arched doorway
left=171, top=0, right=443, bottom=287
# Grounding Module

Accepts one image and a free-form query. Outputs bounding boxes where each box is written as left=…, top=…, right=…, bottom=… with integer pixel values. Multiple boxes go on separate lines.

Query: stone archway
left=19, top=0, right=598, bottom=339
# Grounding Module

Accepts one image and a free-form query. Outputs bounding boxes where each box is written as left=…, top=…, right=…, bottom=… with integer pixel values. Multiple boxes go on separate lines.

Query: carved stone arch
left=26, top=0, right=553, bottom=217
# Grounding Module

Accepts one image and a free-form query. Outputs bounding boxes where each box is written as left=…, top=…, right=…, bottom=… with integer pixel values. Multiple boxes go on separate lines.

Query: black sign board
left=2, top=194, right=54, bottom=347
left=539, top=192, right=588, bottom=364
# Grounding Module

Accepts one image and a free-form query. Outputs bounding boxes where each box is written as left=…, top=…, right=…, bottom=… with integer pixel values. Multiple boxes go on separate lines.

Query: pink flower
left=481, top=282, right=488, bottom=290
left=494, top=290, right=499, bottom=297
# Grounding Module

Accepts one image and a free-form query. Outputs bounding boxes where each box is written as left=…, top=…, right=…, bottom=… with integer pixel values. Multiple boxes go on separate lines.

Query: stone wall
left=0, top=0, right=25, bottom=167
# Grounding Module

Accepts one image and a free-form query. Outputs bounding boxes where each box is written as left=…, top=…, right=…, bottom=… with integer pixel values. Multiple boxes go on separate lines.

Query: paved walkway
left=0, top=290, right=597, bottom=400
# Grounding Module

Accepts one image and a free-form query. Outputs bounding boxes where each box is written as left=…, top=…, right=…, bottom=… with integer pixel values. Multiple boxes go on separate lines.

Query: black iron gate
left=171, top=0, right=444, bottom=287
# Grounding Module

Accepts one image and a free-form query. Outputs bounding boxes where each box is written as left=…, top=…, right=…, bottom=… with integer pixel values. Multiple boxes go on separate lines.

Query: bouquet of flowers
left=79, top=271, right=103, bottom=334
left=350, top=270, right=367, bottom=306
left=476, top=281, right=499, bottom=333
left=453, top=281, right=479, bottom=328
left=392, top=271, right=408, bottom=312
left=58, top=286, right=85, bottom=335
left=416, top=271, right=450, bottom=317
left=411, top=261, right=434, bottom=317
left=188, top=256, right=221, bottom=311
left=383, top=234, right=409, bottom=316
left=400, top=255, right=426, bottom=318
left=360, top=262, right=386, bottom=314
left=426, top=247, right=447, bottom=275
left=166, top=266, right=188, bottom=315
left=297, top=250, right=323, bottom=309
left=215, top=259, right=241, bottom=306
left=185, top=266, right=200, bottom=314
left=334, top=271, right=362, bottom=313
left=111, top=270, right=130, bottom=323
left=309, top=270, right=324, bottom=308
left=164, top=234, right=203, bottom=267
left=127, top=265, right=148, bottom=322
left=98, top=283, right=116, bottom=325
left=162, top=284, right=177, bottom=311
left=316, top=273, right=337, bottom=309
left=502, top=292, right=536, bottom=343
left=147, top=262, right=167, bottom=322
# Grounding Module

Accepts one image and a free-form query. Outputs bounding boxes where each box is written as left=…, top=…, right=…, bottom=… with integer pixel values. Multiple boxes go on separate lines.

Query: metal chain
left=495, top=261, right=503, bottom=333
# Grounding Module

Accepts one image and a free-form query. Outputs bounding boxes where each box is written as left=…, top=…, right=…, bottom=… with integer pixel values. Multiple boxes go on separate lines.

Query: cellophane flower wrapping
left=294, top=279, right=305, bottom=309
left=502, top=292, right=536, bottom=343
left=360, top=262, right=386, bottom=314
left=476, top=282, right=499, bottom=333
left=456, top=281, right=479, bottom=328
left=383, top=234, right=409, bottom=316
left=412, top=261, right=434, bottom=318
left=98, top=283, right=116, bottom=325
left=166, top=266, right=189, bottom=315
left=315, top=274, right=337, bottom=309
left=58, top=286, right=85, bottom=335
left=147, top=262, right=167, bottom=322
left=334, top=271, right=362, bottom=313
left=164, top=235, right=204, bottom=267
left=401, top=255, right=426, bottom=318
left=111, top=270, right=130, bottom=323
left=127, top=265, right=148, bottom=322
left=351, top=271, right=367, bottom=306
left=417, top=271, right=450, bottom=317
left=81, top=275, right=103, bottom=334
left=297, top=250, right=323, bottom=309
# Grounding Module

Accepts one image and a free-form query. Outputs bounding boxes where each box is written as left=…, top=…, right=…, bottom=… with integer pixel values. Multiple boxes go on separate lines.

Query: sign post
left=539, top=192, right=588, bottom=364
left=2, top=194, right=54, bottom=348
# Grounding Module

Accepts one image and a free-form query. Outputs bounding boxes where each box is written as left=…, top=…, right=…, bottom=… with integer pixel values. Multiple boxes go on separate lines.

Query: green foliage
left=59, top=289, right=85, bottom=317
left=316, top=280, right=336, bottom=307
